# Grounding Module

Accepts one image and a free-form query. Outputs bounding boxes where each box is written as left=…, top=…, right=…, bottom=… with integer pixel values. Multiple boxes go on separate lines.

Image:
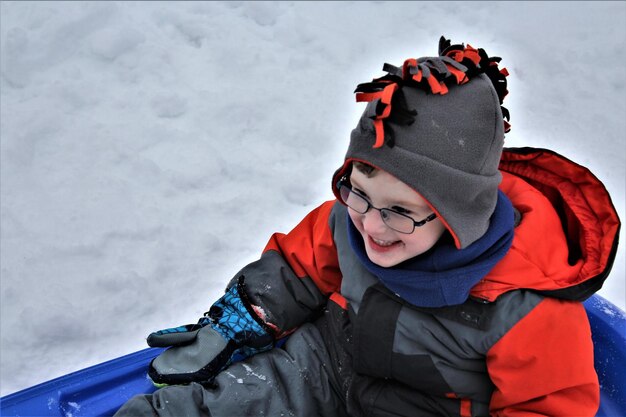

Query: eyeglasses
left=338, top=180, right=437, bottom=234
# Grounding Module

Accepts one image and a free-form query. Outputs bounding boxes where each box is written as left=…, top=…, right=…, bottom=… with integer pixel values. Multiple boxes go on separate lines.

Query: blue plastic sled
left=2, top=294, right=625, bottom=417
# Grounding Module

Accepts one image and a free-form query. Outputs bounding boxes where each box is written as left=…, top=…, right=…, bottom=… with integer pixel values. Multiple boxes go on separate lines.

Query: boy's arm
left=486, top=298, right=599, bottom=416
left=232, top=200, right=342, bottom=337
left=146, top=201, right=342, bottom=386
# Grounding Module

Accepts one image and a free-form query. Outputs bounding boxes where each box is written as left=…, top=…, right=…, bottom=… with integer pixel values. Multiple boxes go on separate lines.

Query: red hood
left=471, top=148, right=621, bottom=302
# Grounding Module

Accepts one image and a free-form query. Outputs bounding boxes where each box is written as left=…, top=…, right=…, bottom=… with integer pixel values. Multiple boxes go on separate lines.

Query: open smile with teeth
left=372, top=238, right=395, bottom=246
left=369, top=236, right=401, bottom=249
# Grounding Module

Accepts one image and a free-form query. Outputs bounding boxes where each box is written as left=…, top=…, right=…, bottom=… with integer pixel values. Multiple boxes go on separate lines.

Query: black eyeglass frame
left=337, top=178, right=437, bottom=234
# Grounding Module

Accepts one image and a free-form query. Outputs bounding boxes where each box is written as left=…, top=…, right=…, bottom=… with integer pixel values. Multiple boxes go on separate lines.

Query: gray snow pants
left=113, top=323, right=349, bottom=417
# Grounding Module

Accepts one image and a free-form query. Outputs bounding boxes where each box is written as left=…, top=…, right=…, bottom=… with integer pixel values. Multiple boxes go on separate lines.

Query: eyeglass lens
left=339, top=185, right=415, bottom=234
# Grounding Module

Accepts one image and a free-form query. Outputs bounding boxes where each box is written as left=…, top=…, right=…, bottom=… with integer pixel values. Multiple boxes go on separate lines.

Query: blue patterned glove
left=147, top=277, right=274, bottom=386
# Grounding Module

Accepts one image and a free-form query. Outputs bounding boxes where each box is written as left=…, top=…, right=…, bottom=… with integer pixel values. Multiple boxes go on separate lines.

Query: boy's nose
left=361, top=209, right=389, bottom=234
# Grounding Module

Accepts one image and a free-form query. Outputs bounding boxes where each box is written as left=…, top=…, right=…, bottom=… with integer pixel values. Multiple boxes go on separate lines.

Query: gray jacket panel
left=232, top=250, right=328, bottom=334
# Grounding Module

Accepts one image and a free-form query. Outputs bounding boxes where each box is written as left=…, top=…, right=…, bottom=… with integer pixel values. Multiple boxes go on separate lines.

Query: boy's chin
left=365, top=249, right=406, bottom=268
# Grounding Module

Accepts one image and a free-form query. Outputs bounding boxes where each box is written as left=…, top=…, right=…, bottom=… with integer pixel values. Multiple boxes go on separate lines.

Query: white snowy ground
left=1, top=1, right=624, bottom=396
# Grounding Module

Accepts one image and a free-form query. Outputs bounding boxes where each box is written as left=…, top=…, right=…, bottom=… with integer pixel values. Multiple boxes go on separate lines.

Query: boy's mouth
left=368, top=236, right=402, bottom=252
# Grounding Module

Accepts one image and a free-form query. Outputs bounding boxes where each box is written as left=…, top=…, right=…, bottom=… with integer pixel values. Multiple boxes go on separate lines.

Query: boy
left=114, top=37, right=620, bottom=416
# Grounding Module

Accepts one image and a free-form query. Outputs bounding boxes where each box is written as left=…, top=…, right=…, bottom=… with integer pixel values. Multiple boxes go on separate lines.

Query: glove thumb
left=148, top=325, right=232, bottom=386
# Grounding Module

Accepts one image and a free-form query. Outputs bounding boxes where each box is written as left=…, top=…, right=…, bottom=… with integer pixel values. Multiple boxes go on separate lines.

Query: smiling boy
left=115, top=37, right=620, bottom=417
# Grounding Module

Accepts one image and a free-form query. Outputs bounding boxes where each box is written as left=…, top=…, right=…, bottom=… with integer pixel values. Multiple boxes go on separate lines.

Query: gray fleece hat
left=332, top=37, right=511, bottom=249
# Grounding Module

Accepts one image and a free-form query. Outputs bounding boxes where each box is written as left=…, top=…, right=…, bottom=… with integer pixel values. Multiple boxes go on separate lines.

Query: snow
left=601, top=306, right=617, bottom=319
left=243, top=363, right=267, bottom=381
left=1, top=1, right=625, bottom=396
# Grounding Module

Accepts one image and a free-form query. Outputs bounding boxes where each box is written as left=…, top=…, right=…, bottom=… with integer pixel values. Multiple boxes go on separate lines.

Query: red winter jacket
left=239, top=148, right=620, bottom=416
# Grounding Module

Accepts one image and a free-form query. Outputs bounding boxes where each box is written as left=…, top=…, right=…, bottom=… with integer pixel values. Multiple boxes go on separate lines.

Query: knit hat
left=332, top=37, right=511, bottom=249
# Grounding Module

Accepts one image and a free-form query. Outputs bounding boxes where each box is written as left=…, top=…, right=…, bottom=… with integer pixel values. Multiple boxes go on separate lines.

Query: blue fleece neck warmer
left=347, top=190, right=515, bottom=308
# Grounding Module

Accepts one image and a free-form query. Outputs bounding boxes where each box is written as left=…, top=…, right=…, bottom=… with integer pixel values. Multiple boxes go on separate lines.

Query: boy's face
left=348, top=167, right=446, bottom=268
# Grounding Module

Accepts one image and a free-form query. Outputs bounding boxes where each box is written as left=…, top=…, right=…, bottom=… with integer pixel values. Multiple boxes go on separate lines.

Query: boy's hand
left=146, top=278, right=274, bottom=386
